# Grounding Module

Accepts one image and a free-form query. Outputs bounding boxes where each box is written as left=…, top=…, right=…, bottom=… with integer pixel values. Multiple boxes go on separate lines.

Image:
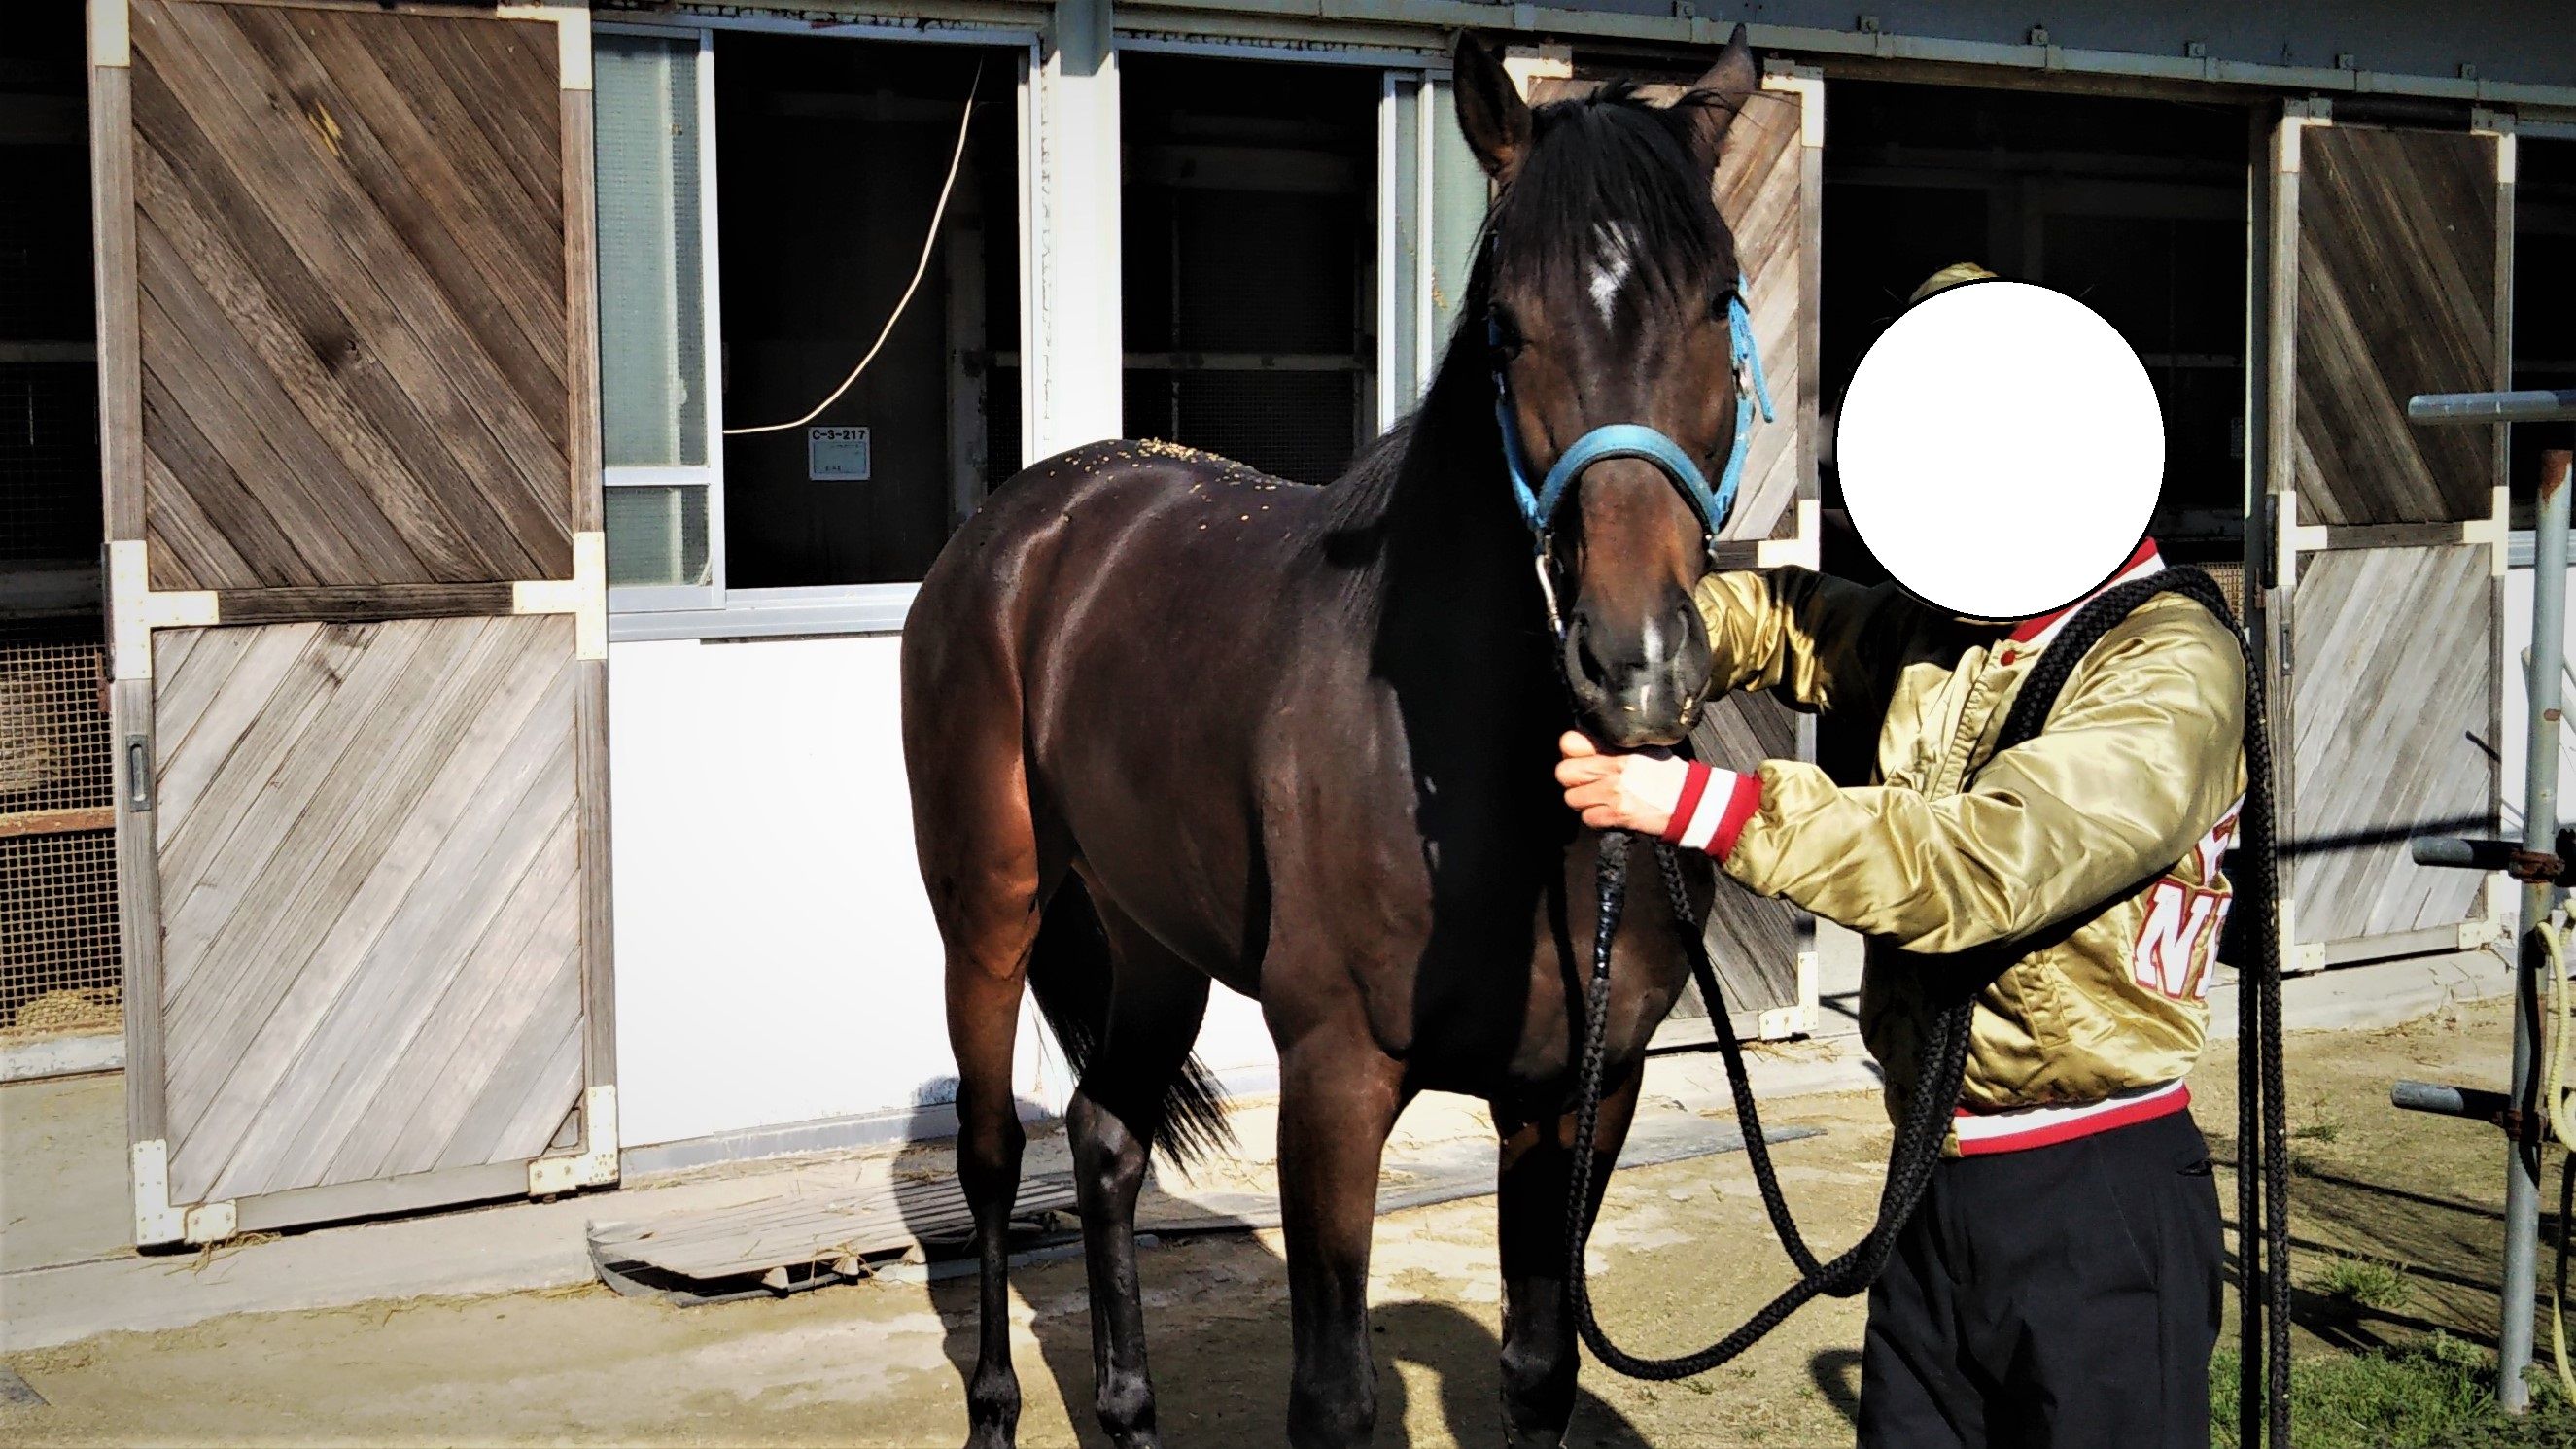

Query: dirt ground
left=0, top=998, right=2530, bottom=1447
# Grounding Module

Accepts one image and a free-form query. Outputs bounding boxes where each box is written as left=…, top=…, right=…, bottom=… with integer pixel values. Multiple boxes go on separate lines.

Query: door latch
left=125, top=735, right=153, bottom=812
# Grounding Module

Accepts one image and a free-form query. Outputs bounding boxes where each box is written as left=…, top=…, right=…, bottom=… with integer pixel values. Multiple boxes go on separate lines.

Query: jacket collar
left=2006, top=539, right=2164, bottom=650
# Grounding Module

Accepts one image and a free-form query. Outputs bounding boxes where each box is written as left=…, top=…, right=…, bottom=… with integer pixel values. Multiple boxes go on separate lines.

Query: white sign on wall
left=808, top=426, right=872, bottom=481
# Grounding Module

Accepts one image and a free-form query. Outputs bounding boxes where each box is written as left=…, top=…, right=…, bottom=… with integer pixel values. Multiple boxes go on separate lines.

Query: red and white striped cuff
left=1656, top=761, right=1762, bottom=862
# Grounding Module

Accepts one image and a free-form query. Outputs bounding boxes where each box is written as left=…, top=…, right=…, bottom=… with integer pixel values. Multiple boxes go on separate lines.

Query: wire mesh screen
left=1, top=832, right=120, bottom=1040
left=1124, top=369, right=1359, bottom=486
left=0, top=620, right=119, bottom=1042
left=0, top=621, right=111, bottom=812
left=1168, top=191, right=1361, bottom=355
left=2200, top=561, right=2246, bottom=624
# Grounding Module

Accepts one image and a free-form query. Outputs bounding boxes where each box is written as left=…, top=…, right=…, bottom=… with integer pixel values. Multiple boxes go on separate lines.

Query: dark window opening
left=714, top=34, right=1024, bottom=589
left=2, top=5, right=102, bottom=622
left=2513, top=136, right=2574, bottom=528
left=1119, top=54, right=1377, bottom=485
left=1819, top=82, right=2254, bottom=581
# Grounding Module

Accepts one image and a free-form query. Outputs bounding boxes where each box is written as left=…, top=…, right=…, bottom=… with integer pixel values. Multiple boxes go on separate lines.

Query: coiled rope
left=1560, top=565, right=2293, bottom=1445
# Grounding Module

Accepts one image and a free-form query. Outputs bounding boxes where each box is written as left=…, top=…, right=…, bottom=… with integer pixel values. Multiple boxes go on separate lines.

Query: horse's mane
left=1322, top=83, right=1733, bottom=535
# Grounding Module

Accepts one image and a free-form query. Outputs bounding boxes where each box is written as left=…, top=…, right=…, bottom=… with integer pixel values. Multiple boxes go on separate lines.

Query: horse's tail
left=1027, top=876, right=1236, bottom=1169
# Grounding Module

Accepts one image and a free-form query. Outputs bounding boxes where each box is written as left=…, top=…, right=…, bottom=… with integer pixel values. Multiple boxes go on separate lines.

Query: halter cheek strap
left=1494, top=276, right=1776, bottom=556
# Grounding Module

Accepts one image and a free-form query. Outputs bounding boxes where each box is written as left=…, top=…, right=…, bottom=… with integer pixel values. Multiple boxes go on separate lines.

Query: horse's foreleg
left=1492, top=1060, right=1646, bottom=1448
left=1066, top=920, right=1212, bottom=1449
left=1275, top=1036, right=1407, bottom=1449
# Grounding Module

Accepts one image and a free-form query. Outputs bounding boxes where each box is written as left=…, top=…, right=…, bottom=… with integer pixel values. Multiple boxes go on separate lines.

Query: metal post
left=2501, top=448, right=2571, bottom=1411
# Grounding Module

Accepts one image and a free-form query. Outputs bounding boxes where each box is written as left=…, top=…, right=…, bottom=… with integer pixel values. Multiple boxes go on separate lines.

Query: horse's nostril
left=1570, top=619, right=1614, bottom=687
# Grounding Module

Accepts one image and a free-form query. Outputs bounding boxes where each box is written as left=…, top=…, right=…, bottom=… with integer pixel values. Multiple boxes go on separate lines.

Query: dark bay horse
left=902, top=31, right=1765, bottom=1448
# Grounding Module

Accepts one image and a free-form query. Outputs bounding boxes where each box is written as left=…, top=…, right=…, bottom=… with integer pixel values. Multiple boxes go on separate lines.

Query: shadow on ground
left=892, top=1101, right=1652, bottom=1445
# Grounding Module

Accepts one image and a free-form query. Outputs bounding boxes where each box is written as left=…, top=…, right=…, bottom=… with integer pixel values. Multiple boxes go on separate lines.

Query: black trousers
left=1857, top=1109, right=2224, bottom=1449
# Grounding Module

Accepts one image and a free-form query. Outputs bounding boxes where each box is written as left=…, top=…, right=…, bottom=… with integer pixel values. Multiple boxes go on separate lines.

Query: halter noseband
left=1493, top=275, right=1776, bottom=633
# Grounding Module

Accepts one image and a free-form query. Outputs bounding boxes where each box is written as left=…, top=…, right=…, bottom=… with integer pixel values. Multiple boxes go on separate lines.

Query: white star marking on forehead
left=1587, top=222, right=1637, bottom=328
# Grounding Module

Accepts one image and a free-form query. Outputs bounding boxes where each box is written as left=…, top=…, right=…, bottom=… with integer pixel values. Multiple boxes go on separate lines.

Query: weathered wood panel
left=90, top=59, right=143, bottom=543
left=112, top=679, right=169, bottom=1147
left=213, top=583, right=517, bottom=625
left=1674, top=690, right=1806, bottom=1021
left=2287, top=545, right=2493, bottom=943
left=128, top=0, right=571, bottom=590
left=574, top=658, right=616, bottom=1094
left=1710, top=79, right=1808, bottom=544
left=153, top=616, right=583, bottom=1205
left=2293, top=126, right=2499, bottom=526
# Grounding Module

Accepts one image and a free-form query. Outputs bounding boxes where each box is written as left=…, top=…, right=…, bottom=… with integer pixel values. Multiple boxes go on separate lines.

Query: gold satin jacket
left=1691, top=565, right=2248, bottom=1133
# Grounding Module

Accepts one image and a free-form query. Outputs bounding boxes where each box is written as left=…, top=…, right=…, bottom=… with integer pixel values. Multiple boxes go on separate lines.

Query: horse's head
left=1454, top=32, right=1762, bottom=748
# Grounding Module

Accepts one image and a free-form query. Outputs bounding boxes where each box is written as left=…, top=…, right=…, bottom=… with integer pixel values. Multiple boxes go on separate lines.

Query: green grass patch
left=2315, top=1255, right=2414, bottom=1312
left=2290, top=1092, right=2344, bottom=1144
left=2212, top=1334, right=2576, bottom=1449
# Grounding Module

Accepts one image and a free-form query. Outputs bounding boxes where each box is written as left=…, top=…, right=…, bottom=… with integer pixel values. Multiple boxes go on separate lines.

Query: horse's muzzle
left=1564, top=602, right=1710, bottom=748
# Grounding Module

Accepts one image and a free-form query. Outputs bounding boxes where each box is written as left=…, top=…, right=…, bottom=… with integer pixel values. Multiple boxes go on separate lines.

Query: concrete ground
left=0, top=947, right=2510, bottom=1356
left=0, top=969, right=2536, bottom=1447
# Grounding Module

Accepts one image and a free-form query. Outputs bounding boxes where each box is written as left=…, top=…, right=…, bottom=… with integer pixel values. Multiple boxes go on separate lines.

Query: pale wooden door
left=2255, top=104, right=2512, bottom=971
left=89, top=0, right=614, bottom=1245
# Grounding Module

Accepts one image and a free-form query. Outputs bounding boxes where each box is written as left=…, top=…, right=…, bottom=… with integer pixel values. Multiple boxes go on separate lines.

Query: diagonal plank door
left=2259, top=110, right=2510, bottom=969
left=1530, top=68, right=1825, bottom=1039
left=91, top=0, right=613, bottom=1245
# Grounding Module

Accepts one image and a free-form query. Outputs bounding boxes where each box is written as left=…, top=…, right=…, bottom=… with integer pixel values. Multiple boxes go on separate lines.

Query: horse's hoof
left=964, top=1373, right=1020, bottom=1449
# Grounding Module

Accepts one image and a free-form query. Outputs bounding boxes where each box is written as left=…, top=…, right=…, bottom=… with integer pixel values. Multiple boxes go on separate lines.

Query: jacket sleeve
left=1692, top=567, right=1927, bottom=721
left=1717, top=607, right=2248, bottom=954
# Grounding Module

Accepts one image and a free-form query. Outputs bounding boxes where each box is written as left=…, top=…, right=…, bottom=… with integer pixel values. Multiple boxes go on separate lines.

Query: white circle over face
left=1834, top=280, right=2164, bottom=620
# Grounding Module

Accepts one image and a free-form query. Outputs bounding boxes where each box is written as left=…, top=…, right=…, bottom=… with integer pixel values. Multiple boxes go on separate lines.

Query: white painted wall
left=608, top=633, right=1277, bottom=1151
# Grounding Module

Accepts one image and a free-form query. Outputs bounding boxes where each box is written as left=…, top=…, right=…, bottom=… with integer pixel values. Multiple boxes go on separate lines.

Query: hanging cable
left=2538, top=911, right=2576, bottom=1401
left=723, top=62, right=985, bottom=436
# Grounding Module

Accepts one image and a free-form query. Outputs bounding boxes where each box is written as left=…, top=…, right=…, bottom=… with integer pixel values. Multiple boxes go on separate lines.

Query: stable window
left=1819, top=83, right=2251, bottom=577
left=1117, top=54, right=1380, bottom=482
left=717, top=34, right=1023, bottom=589
left=2513, top=134, right=2574, bottom=524
left=596, top=28, right=1474, bottom=636
left=594, top=23, right=1030, bottom=634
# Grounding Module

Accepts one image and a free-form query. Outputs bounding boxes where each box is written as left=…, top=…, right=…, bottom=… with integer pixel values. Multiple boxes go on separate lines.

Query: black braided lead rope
left=1560, top=565, right=2292, bottom=1447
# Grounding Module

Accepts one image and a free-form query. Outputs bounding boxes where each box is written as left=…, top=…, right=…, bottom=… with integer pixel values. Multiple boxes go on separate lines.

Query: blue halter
left=1493, top=277, right=1776, bottom=558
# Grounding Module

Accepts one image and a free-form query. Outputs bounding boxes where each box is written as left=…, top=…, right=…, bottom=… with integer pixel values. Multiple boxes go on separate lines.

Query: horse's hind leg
left=1492, top=1061, right=1646, bottom=1448
left=917, top=742, right=1053, bottom=1448
left=1065, top=898, right=1213, bottom=1449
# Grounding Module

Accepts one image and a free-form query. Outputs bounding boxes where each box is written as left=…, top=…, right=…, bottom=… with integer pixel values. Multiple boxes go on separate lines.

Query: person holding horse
left=1558, top=265, right=2245, bottom=1449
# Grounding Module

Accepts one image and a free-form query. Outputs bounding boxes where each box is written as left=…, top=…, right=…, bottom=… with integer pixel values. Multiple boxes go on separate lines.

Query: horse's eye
left=1709, top=288, right=1740, bottom=322
left=1489, top=308, right=1526, bottom=361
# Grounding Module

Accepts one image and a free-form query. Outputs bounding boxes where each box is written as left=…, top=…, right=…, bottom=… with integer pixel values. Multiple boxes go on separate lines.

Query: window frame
left=598, top=16, right=1045, bottom=642
left=599, top=19, right=1449, bottom=642
left=596, top=23, right=726, bottom=617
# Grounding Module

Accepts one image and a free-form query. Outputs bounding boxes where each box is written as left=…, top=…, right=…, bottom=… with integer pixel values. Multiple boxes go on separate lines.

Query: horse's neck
left=1365, top=353, right=1563, bottom=716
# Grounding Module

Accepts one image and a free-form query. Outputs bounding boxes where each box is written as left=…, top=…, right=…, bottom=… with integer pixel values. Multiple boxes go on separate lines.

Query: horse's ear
left=1451, top=34, right=1531, bottom=184
left=1681, top=24, right=1760, bottom=172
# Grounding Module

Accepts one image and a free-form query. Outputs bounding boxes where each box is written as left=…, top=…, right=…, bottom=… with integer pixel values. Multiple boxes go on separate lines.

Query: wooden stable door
left=88, top=0, right=615, bottom=1245
left=1530, top=68, right=1825, bottom=1041
left=2257, top=107, right=2513, bottom=971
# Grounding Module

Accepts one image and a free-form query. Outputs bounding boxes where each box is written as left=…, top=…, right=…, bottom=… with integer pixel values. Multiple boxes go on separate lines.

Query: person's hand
left=1554, top=732, right=1688, bottom=835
